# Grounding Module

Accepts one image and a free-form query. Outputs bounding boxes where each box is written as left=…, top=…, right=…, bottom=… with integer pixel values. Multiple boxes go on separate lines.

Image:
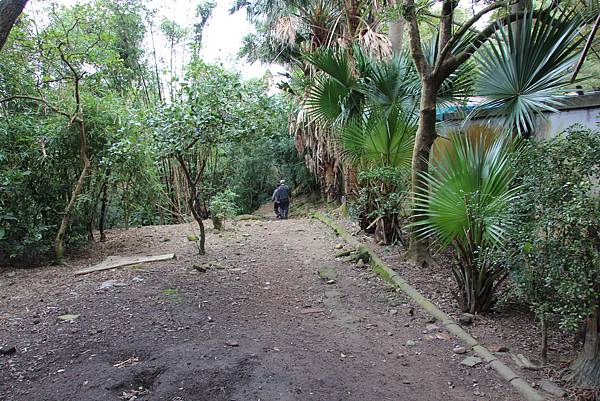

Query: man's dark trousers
left=278, top=199, right=289, bottom=219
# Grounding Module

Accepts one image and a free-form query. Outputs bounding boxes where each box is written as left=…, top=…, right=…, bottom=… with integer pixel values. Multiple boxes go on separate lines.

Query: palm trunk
left=389, top=18, right=405, bottom=56
left=343, top=163, right=358, bottom=198
left=407, top=79, right=437, bottom=266
left=324, top=161, right=336, bottom=202
left=567, top=306, right=600, bottom=388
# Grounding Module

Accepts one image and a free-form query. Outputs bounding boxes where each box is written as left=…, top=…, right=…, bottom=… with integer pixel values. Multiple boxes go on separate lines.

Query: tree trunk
left=567, top=306, right=600, bottom=389
left=55, top=151, right=91, bottom=260
left=175, top=155, right=207, bottom=255
left=99, top=168, right=110, bottom=242
left=190, top=194, right=206, bottom=254
left=0, top=0, right=28, bottom=52
left=343, top=163, right=358, bottom=198
left=407, top=79, right=437, bottom=267
left=389, top=18, right=405, bottom=56
left=324, top=161, right=336, bottom=202
left=541, top=317, right=548, bottom=365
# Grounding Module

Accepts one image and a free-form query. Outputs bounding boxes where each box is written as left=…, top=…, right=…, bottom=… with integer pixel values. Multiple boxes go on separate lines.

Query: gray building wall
left=440, top=93, right=600, bottom=138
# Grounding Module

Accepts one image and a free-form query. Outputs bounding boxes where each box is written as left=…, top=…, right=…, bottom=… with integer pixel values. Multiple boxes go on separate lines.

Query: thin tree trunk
left=99, top=168, right=111, bottom=242
left=389, top=18, right=405, bottom=56
left=149, top=22, right=163, bottom=103
left=324, top=161, right=336, bottom=202
left=55, top=121, right=90, bottom=260
left=54, top=56, right=89, bottom=260
left=407, top=79, right=437, bottom=267
left=175, top=155, right=207, bottom=255
left=567, top=306, right=600, bottom=388
left=541, top=317, right=548, bottom=365
left=0, top=0, right=28, bottom=52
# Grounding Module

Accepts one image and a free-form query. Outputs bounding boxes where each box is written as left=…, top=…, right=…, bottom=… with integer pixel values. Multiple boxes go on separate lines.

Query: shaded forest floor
left=0, top=208, right=569, bottom=401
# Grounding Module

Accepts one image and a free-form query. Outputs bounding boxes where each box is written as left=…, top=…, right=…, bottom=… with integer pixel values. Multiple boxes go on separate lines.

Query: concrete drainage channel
left=314, top=212, right=547, bottom=401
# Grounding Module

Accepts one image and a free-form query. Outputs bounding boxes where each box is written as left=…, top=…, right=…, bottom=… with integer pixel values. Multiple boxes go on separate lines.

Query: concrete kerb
left=313, top=212, right=546, bottom=401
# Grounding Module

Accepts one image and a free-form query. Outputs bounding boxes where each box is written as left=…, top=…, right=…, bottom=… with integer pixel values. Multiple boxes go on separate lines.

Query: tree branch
left=402, top=0, right=429, bottom=77
left=439, top=0, right=458, bottom=58
left=0, top=95, right=81, bottom=122
left=446, top=2, right=561, bottom=74
left=435, top=1, right=506, bottom=73
left=571, top=11, right=600, bottom=82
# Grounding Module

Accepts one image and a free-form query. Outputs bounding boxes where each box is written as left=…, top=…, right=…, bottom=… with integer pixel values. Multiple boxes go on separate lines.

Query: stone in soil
left=425, top=324, right=440, bottom=332
left=57, top=314, right=79, bottom=322
left=0, top=346, right=16, bottom=356
left=511, top=353, right=540, bottom=370
left=405, top=340, right=417, bottom=346
left=460, top=356, right=482, bottom=367
left=193, top=264, right=209, bottom=272
left=540, top=379, right=566, bottom=397
left=99, top=280, right=127, bottom=290
left=453, top=346, right=467, bottom=354
left=459, top=313, right=475, bottom=325
left=318, top=266, right=337, bottom=281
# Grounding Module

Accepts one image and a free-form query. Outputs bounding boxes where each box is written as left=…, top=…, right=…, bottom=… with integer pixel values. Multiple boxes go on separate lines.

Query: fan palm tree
left=469, top=9, right=584, bottom=137
left=341, top=105, right=417, bottom=169
left=412, top=132, right=520, bottom=313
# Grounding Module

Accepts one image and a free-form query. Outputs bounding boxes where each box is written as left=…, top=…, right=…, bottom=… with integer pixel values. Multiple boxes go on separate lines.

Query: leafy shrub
left=503, top=126, right=599, bottom=330
left=209, top=190, right=238, bottom=230
left=500, top=127, right=599, bottom=385
left=353, top=167, right=409, bottom=244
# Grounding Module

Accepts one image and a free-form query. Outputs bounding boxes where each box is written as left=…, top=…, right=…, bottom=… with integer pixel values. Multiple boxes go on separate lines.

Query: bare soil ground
left=2, top=212, right=525, bottom=401
left=336, top=216, right=583, bottom=400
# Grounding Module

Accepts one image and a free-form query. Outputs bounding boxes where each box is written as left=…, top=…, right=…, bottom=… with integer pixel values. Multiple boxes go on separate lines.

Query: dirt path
left=0, top=216, right=521, bottom=401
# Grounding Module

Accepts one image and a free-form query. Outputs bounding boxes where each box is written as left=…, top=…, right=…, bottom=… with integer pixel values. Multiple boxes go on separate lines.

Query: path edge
left=314, top=211, right=546, bottom=401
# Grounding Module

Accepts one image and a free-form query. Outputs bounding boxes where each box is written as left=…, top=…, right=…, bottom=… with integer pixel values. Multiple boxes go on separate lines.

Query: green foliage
left=209, top=189, right=239, bottom=230
left=0, top=1, right=167, bottom=261
left=352, top=167, right=409, bottom=244
left=160, top=18, right=188, bottom=43
left=471, top=9, right=584, bottom=136
left=412, top=133, right=520, bottom=313
left=501, top=126, right=600, bottom=331
left=342, top=106, right=416, bottom=169
left=0, top=0, right=315, bottom=262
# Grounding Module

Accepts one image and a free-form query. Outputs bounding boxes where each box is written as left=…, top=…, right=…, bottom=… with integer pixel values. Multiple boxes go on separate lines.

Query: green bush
left=352, top=167, right=409, bottom=244
left=500, top=126, right=599, bottom=386
left=502, top=126, right=600, bottom=331
left=209, top=190, right=239, bottom=230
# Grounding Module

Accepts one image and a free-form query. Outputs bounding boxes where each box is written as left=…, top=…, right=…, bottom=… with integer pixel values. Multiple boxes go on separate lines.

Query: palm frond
left=341, top=106, right=416, bottom=169
left=361, top=52, right=420, bottom=110
left=469, top=8, right=585, bottom=136
left=411, top=131, right=520, bottom=250
left=304, top=48, right=363, bottom=124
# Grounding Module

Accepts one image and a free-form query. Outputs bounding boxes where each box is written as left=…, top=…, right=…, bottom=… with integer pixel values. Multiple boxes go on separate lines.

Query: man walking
left=271, top=182, right=281, bottom=219
left=274, top=179, right=290, bottom=219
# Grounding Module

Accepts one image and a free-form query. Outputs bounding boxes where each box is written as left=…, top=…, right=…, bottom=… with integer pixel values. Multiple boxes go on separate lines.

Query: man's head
left=280, top=179, right=285, bottom=185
